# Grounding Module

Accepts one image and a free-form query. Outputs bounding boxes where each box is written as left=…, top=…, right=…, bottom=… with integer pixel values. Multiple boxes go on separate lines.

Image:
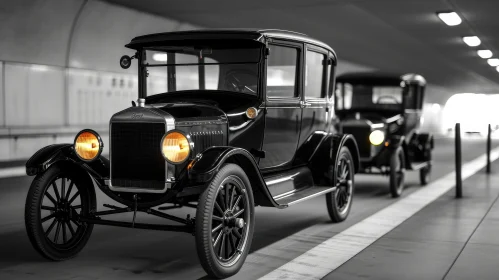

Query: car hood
left=145, top=90, right=261, bottom=126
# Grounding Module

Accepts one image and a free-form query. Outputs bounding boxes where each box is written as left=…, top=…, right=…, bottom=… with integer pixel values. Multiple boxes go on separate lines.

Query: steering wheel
left=376, top=95, right=400, bottom=104
left=224, top=69, right=258, bottom=94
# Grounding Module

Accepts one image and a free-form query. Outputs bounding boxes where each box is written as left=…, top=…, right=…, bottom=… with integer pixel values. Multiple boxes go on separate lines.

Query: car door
left=298, top=46, right=330, bottom=149
left=259, top=41, right=303, bottom=170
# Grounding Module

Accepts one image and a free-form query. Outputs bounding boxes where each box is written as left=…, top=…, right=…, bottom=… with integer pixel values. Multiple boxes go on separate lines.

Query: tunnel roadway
left=0, top=137, right=496, bottom=280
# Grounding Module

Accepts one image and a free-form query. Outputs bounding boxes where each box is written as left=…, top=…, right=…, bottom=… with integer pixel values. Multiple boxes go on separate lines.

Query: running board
left=274, top=186, right=337, bottom=206
left=410, top=161, right=430, bottom=170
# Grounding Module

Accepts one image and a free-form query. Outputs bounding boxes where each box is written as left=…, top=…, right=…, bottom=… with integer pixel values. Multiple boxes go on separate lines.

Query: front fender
left=26, top=144, right=109, bottom=183
left=188, top=146, right=282, bottom=208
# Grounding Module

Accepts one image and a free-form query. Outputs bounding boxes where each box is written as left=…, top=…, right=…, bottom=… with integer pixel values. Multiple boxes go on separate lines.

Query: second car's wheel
left=420, top=164, right=432, bottom=185
left=389, top=146, right=406, bottom=198
left=25, top=162, right=96, bottom=261
left=326, top=147, right=354, bottom=223
left=195, top=163, right=255, bottom=279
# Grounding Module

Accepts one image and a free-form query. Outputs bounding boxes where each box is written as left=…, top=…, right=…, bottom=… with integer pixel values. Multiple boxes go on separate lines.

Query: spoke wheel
left=326, top=146, right=355, bottom=223
left=389, top=147, right=406, bottom=198
left=196, top=164, right=254, bottom=279
left=25, top=162, right=96, bottom=260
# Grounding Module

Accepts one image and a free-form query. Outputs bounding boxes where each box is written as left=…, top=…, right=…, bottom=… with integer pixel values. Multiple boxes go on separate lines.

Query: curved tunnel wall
left=0, top=0, right=199, bottom=160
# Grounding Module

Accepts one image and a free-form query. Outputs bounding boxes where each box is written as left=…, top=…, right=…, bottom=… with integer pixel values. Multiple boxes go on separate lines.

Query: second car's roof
left=126, top=28, right=335, bottom=55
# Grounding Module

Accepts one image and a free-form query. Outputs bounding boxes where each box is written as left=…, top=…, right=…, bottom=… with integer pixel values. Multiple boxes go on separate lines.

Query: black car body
left=335, top=72, right=434, bottom=197
left=24, top=29, right=359, bottom=278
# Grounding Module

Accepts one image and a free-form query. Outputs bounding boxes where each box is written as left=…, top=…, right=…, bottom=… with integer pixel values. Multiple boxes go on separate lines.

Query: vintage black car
left=335, top=72, right=433, bottom=197
left=24, top=29, right=360, bottom=278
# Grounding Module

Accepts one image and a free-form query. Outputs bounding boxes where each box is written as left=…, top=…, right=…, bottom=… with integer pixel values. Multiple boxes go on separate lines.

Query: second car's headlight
left=74, top=130, right=103, bottom=161
left=161, top=131, right=191, bottom=164
left=369, top=130, right=385, bottom=146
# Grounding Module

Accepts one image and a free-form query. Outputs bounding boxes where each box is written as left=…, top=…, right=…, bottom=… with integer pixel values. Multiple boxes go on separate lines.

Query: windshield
left=143, top=45, right=261, bottom=96
left=335, top=82, right=406, bottom=111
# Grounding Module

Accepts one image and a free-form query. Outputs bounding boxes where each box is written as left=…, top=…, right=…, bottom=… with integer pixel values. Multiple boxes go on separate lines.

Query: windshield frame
left=136, top=45, right=265, bottom=99
left=334, top=82, right=409, bottom=113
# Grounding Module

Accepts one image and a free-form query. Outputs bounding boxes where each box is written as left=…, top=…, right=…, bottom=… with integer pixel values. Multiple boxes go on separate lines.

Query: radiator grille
left=111, top=122, right=165, bottom=190
left=342, top=126, right=371, bottom=158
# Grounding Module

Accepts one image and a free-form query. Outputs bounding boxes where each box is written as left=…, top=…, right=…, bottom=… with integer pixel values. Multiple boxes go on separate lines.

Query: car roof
left=125, top=28, right=336, bottom=58
left=336, top=71, right=427, bottom=86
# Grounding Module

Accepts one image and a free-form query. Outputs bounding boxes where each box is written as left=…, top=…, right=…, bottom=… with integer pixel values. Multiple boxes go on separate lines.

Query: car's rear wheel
left=326, top=147, right=354, bottom=223
left=389, top=147, right=405, bottom=198
left=25, top=162, right=96, bottom=260
left=195, top=163, right=255, bottom=279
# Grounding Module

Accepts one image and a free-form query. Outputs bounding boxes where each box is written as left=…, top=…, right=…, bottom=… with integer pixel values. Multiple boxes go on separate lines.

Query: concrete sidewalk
left=323, top=160, right=499, bottom=280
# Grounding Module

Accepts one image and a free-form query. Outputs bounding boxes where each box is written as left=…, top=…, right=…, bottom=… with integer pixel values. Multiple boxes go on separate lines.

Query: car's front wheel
left=195, top=163, right=255, bottom=279
left=326, top=146, right=354, bottom=223
left=389, top=146, right=406, bottom=198
left=25, top=162, right=96, bottom=261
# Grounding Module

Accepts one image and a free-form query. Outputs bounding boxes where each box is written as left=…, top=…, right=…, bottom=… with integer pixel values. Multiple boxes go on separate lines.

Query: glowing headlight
left=161, top=131, right=191, bottom=164
left=74, top=130, right=103, bottom=161
left=369, top=130, right=385, bottom=146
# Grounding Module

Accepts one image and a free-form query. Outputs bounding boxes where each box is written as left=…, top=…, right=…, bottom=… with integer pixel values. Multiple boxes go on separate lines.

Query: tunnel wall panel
left=4, top=64, right=29, bottom=126
left=67, top=69, right=137, bottom=125
left=4, top=63, right=65, bottom=127
left=0, top=0, right=82, bottom=66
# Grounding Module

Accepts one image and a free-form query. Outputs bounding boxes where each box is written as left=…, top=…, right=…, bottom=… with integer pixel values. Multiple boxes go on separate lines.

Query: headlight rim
left=369, top=130, right=385, bottom=146
left=160, top=129, right=193, bottom=165
left=73, top=129, right=104, bottom=162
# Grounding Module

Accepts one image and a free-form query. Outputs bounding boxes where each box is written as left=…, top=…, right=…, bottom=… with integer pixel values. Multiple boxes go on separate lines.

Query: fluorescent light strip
left=437, top=12, right=462, bottom=26
left=477, top=50, right=493, bottom=59
left=488, top=58, right=499, bottom=67
left=463, top=36, right=481, bottom=47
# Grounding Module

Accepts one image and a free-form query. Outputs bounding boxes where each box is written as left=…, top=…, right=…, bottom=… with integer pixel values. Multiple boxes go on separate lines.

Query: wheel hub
left=54, top=200, right=71, bottom=221
left=223, top=211, right=244, bottom=230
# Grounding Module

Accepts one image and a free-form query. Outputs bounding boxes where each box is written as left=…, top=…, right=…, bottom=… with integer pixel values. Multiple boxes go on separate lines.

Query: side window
left=175, top=53, right=199, bottom=91
left=267, top=44, right=298, bottom=98
left=335, top=83, right=343, bottom=109
left=305, top=50, right=326, bottom=98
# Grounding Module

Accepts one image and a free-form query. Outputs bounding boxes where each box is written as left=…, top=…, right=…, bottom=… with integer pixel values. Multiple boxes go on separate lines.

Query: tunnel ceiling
left=106, top=0, right=499, bottom=94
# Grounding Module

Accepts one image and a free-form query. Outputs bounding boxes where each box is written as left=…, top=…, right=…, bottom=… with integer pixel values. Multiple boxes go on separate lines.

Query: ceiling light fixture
left=462, top=36, right=481, bottom=47
left=477, top=50, right=493, bottom=59
left=437, top=12, right=462, bottom=26
left=496, top=66, right=499, bottom=73
left=487, top=58, right=499, bottom=67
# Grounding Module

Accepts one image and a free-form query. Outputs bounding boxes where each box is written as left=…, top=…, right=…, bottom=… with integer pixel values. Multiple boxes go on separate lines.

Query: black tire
left=25, top=162, right=96, bottom=261
left=195, top=164, right=255, bottom=279
left=389, top=147, right=405, bottom=198
left=326, top=147, right=355, bottom=223
left=420, top=164, right=431, bottom=185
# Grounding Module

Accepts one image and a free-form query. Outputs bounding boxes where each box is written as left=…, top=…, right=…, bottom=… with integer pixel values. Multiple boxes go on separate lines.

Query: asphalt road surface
left=0, top=137, right=496, bottom=280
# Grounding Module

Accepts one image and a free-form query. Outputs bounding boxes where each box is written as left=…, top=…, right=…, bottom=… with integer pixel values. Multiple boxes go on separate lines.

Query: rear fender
left=309, top=134, right=360, bottom=185
left=187, top=147, right=282, bottom=208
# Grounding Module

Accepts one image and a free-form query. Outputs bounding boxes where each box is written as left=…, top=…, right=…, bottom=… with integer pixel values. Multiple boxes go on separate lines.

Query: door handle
left=300, top=101, right=312, bottom=108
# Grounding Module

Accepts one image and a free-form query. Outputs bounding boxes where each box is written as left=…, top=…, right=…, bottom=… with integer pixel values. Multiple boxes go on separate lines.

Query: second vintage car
left=335, top=72, right=434, bottom=197
left=23, top=29, right=359, bottom=278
